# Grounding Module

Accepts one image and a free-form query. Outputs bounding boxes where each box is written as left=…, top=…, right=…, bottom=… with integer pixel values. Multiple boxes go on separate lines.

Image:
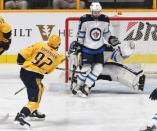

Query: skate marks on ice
left=0, top=114, right=99, bottom=131
left=0, top=78, right=156, bottom=131
left=48, top=80, right=156, bottom=95
left=0, top=113, right=9, bottom=123
left=0, top=113, right=19, bottom=130
left=0, top=114, right=35, bottom=130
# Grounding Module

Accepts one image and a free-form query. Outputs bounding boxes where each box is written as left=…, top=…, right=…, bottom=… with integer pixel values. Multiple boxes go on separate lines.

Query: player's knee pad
left=26, top=101, right=39, bottom=113
left=92, top=63, right=103, bottom=76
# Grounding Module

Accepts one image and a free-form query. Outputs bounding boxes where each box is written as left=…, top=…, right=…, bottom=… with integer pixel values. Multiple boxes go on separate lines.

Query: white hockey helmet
left=90, top=2, right=102, bottom=12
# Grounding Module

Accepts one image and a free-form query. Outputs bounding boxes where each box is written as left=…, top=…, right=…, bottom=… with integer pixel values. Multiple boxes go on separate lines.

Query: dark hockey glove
left=108, top=36, right=121, bottom=47
left=0, top=40, right=11, bottom=50
left=149, top=88, right=157, bottom=100
left=17, top=53, right=26, bottom=65
left=69, top=41, right=81, bottom=54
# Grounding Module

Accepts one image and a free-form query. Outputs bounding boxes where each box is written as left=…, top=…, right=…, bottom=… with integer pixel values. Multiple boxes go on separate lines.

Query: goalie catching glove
left=118, top=40, right=135, bottom=58
left=108, top=36, right=121, bottom=47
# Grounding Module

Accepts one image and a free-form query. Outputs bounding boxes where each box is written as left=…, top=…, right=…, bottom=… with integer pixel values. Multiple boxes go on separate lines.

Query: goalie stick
left=56, top=67, right=85, bottom=74
left=70, top=65, right=77, bottom=91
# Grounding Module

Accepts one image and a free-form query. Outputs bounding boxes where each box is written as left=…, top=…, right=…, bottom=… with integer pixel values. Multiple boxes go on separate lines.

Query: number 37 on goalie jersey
left=19, top=42, right=64, bottom=75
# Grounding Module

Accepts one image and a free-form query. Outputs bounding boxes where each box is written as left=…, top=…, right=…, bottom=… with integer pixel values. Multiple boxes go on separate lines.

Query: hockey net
left=65, top=16, right=157, bottom=82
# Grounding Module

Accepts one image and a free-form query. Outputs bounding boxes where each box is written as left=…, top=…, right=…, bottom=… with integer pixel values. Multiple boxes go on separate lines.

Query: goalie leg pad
left=85, top=63, right=103, bottom=87
left=77, top=64, right=91, bottom=86
left=100, top=62, right=145, bottom=91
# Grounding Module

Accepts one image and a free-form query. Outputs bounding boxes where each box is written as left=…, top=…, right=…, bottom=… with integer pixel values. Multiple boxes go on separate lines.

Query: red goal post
left=65, top=16, right=157, bottom=83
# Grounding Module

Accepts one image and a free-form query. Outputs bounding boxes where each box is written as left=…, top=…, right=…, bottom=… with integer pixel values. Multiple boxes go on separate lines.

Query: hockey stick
left=56, top=67, right=85, bottom=74
left=14, top=66, right=84, bottom=96
left=14, top=87, right=25, bottom=95
left=13, top=57, right=68, bottom=96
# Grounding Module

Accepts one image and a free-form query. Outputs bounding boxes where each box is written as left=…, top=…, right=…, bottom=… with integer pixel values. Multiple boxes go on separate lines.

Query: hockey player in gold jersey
left=14, top=34, right=64, bottom=128
left=0, top=16, right=12, bottom=55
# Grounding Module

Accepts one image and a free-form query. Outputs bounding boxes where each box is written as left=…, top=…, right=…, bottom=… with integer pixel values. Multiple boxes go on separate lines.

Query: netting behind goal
left=65, top=17, right=157, bottom=82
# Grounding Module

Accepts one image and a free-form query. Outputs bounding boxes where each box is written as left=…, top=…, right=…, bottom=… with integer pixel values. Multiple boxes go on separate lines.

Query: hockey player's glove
left=69, top=41, right=81, bottom=54
left=17, top=53, right=26, bottom=65
left=108, top=36, right=121, bottom=47
left=0, top=40, right=11, bottom=50
left=149, top=88, right=157, bottom=100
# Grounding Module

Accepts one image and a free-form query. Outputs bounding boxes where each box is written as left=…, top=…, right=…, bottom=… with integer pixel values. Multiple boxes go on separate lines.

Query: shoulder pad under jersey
left=98, top=14, right=110, bottom=23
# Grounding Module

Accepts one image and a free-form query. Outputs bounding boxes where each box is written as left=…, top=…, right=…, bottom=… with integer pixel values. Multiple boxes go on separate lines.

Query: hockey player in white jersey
left=71, top=2, right=122, bottom=97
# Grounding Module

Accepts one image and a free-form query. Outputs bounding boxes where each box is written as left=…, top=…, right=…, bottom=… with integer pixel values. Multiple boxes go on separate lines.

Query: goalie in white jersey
left=71, top=2, right=123, bottom=97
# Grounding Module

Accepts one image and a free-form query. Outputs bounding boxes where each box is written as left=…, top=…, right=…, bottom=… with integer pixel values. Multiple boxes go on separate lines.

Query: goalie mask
left=90, top=2, right=102, bottom=17
left=48, top=34, right=61, bottom=49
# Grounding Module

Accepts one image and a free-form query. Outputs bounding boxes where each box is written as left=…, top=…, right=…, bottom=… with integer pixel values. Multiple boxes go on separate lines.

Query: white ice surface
left=0, top=65, right=157, bottom=131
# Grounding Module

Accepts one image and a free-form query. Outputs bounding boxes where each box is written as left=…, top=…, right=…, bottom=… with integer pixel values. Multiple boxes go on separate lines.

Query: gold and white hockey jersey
left=19, top=42, right=64, bottom=75
left=0, top=16, right=12, bottom=54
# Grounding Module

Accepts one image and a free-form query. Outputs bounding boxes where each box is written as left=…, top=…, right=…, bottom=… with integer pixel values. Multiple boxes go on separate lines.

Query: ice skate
left=71, top=84, right=80, bottom=95
left=77, top=84, right=90, bottom=97
left=140, top=125, right=156, bottom=131
left=29, top=110, right=45, bottom=121
left=14, top=113, right=30, bottom=129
